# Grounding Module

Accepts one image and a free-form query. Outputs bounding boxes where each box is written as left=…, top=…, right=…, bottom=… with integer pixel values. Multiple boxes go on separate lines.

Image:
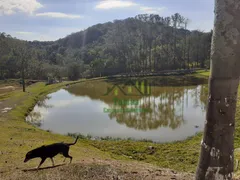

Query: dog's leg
left=63, top=153, right=72, bottom=164
left=69, top=156, right=72, bottom=163
left=65, top=156, right=72, bottom=163
left=50, top=158, right=55, bottom=166
left=37, top=158, right=46, bottom=169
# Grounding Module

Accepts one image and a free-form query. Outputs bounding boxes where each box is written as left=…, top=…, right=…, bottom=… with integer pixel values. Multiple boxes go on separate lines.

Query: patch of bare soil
left=1, top=160, right=194, bottom=180
left=0, top=85, right=20, bottom=94
left=0, top=90, right=32, bottom=119
left=0, top=96, right=21, bottom=118
left=0, top=86, right=16, bottom=90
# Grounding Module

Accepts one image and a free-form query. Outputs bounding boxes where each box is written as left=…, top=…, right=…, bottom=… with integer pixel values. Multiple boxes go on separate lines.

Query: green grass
left=2, top=71, right=240, bottom=177
left=193, top=70, right=210, bottom=77
left=90, top=136, right=202, bottom=172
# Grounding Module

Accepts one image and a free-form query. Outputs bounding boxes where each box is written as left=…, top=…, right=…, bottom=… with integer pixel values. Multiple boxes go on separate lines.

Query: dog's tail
left=66, top=136, right=79, bottom=146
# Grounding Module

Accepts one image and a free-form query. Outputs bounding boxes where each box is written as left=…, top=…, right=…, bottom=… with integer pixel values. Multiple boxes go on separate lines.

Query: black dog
left=24, top=136, right=79, bottom=169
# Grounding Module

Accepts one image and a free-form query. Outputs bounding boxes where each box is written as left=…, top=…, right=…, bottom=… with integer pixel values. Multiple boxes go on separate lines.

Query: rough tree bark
left=195, top=0, right=240, bottom=179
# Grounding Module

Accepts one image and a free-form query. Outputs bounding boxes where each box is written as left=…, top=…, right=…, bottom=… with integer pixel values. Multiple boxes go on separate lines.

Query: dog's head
left=24, top=151, right=34, bottom=163
left=24, top=146, right=45, bottom=163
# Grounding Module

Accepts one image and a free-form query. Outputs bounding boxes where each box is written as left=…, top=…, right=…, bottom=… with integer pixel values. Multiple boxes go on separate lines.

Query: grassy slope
left=2, top=70, right=240, bottom=176
left=0, top=80, right=114, bottom=173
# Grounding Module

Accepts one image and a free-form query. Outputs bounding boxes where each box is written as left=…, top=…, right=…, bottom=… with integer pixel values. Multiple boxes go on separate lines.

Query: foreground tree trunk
left=195, top=0, right=240, bottom=179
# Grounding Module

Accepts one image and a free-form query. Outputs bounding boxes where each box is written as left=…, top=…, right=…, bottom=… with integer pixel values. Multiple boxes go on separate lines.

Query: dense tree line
left=0, top=13, right=212, bottom=80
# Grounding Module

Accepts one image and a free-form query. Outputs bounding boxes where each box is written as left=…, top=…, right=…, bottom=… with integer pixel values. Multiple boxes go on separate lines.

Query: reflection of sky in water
left=27, top=86, right=206, bottom=143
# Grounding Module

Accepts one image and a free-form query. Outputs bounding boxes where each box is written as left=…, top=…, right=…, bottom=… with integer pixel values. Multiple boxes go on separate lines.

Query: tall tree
left=13, top=43, right=31, bottom=92
left=195, top=0, right=240, bottom=179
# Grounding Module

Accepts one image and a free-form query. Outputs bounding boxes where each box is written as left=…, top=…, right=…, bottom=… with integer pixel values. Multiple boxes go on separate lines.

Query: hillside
left=0, top=13, right=212, bottom=81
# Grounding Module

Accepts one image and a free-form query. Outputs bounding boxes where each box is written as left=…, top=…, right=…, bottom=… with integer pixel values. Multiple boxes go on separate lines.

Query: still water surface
left=26, top=76, right=208, bottom=142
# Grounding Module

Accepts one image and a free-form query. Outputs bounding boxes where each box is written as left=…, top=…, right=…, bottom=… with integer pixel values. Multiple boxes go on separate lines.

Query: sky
left=0, top=0, right=214, bottom=41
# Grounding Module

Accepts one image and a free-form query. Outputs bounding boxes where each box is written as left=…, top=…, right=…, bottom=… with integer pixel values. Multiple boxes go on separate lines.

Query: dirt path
left=1, top=159, right=194, bottom=180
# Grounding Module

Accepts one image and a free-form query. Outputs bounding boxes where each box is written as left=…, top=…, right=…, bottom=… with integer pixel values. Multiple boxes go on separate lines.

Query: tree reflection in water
left=66, top=76, right=208, bottom=131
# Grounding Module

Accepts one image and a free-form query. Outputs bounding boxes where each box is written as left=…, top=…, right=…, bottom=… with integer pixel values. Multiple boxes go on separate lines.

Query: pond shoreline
left=27, top=76, right=207, bottom=143
left=66, top=131, right=203, bottom=144
left=6, top=71, right=240, bottom=179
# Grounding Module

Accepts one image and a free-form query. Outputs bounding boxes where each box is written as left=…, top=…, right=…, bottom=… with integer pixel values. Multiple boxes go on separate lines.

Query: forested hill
left=0, top=13, right=212, bottom=80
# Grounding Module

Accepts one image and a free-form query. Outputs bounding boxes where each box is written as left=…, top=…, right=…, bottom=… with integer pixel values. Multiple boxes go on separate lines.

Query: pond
left=26, top=76, right=208, bottom=143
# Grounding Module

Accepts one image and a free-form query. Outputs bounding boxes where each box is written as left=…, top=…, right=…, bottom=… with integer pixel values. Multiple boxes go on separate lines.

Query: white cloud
left=95, top=1, right=166, bottom=15
left=139, top=6, right=167, bottom=14
left=95, top=0, right=137, bottom=9
left=0, top=0, right=43, bottom=15
left=35, top=12, right=83, bottom=19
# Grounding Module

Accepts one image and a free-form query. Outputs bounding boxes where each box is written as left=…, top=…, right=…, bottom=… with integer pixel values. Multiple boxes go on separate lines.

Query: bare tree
left=196, top=0, right=240, bottom=179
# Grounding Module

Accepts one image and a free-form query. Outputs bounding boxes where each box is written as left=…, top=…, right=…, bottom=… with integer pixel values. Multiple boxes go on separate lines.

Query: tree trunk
left=195, top=0, right=240, bottom=179
left=149, top=42, right=152, bottom=72
left=184, top=21, right=188, bottom=69
left=196, top=33, right=200, bottom=68
left=154, top=39, right=157, bottom=71
left=0, top=66, right=3, bottom=79
left=22, top=68, right=25, bottom=92
left=167, top=41, right=170, bottom=69
left=187, top=38, right=190, bottom=69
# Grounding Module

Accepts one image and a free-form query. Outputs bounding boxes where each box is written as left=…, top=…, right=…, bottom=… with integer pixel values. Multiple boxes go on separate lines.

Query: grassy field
left=2, top=70, right=240, bottom=179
